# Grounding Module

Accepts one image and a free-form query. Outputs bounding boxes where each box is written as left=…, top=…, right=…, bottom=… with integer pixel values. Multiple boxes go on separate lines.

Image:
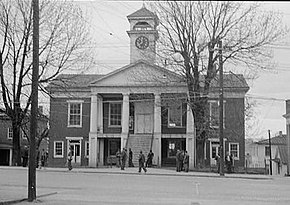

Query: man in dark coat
left=183, top=150, right=189, bottom=172
left=128, top=148, right=134, bottom=167
left=176, top=149, right=181, bottom=172
left=120, top=148, right=127, bottom=170
left=138, top=150, right=147, bottom=173
left=146, top=149, right=154, bottom=167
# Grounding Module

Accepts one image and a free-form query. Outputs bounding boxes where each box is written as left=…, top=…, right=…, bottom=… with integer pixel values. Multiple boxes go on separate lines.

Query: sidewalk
left=0, top=166, right=273, bottom=204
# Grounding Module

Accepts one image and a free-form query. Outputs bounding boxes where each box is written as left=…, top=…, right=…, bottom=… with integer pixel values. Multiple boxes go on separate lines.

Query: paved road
left=1, top=167, right=290, bottom=205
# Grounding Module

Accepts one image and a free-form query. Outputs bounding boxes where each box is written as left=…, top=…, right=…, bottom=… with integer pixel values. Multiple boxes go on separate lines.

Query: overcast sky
left=74, top=1, right=290, bottom=139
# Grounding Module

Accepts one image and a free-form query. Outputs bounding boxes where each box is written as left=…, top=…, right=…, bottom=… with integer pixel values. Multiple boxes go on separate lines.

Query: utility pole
left=268, top=130, right=272, bottom=175
left=28, top=0, right=39, bottom=201
left=219, top=40, right=224, bottom=176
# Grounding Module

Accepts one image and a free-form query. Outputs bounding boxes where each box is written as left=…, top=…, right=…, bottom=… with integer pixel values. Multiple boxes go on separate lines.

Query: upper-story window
left=109, top=102, right=122, bottom=127
left=7, top=127, right=13, bottom=139
left=67, top=100, right=83, bottom=127
left=168, top=102, right=183, bottom=127
left=209, top=100, right=225, bottom=128
left=265, top=146, right=270, bottom=157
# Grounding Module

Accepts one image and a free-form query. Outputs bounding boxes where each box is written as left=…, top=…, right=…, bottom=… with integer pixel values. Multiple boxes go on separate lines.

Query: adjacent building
left=47, top=7, right=249, bottom=170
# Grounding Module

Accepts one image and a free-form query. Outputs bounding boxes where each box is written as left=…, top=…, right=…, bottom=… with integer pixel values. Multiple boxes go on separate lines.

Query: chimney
left=286, top=99, right=290, bottom=114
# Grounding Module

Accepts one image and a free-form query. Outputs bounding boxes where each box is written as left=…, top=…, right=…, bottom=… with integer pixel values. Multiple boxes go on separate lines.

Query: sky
left=72, top=1, right=290, bottom=139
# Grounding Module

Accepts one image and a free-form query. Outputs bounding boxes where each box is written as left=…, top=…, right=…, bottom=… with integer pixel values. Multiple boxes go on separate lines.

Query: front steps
left=126, top=134, right=153, bottom=166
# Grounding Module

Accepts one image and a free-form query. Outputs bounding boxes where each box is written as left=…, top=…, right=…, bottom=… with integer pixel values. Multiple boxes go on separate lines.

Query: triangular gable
left=90, top=60, right=185, bottom=87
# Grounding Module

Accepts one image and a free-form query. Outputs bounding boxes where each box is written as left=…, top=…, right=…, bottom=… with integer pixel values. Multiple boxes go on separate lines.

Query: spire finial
left=142, top=1, right=146, bottom=8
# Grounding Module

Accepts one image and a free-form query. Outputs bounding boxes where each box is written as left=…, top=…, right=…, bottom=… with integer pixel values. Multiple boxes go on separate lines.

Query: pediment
left=90, top=61, right=185, bottom=87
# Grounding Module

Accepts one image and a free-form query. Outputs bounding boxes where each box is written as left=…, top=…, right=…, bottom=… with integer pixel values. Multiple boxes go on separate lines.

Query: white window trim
left=108, top=102, right=122, bottom=127
left=229, top=142, right=239, bottom=160
left=168, top=102, right=184, bottom=128
left=67, top=100, right=83, bottom=128
left=7, top=127, right=13, bottom=139
left=209, top=100, right=225, bottom=128
left=54, top=141, right=64, bottom=158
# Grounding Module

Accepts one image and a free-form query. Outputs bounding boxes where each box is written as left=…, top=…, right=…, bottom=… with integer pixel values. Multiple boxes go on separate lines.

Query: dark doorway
left=161, top=138, right=185, bottom=167
left=0, top=149, right=10, bottom=166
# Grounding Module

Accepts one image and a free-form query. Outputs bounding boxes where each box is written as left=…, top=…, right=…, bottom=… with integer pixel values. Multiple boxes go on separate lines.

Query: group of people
left=215, top=151, right=234, bottom=173
left=115, top=148, right=154, bottom=172
left=176, top=149, right=189, bottom=172
left=21, top=146, right=48, bottom=169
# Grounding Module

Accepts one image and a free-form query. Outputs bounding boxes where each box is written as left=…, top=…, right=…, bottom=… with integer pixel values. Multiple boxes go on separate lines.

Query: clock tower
left=127, top=6, right=159, bottom=64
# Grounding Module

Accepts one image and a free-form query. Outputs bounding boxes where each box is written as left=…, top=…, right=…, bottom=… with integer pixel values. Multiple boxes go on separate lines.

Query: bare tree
left=0, top=0, right=94, bottom=165
left=149, top=1, right=288, bottom=166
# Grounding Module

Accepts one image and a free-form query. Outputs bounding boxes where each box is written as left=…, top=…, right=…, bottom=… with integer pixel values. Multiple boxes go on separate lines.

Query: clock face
left=135, top=36, right=149, bottom=49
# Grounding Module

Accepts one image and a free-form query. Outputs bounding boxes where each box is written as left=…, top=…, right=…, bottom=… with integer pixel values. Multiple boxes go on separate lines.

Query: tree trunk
left=12, top=121, right=21, bottom=166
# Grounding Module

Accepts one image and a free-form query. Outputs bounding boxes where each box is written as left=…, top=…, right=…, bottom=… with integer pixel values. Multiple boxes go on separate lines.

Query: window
left=109, top=103, right=122, bottom=127
left=209, top=100, right=225, bottom=128
left=54, top=141, right=64, bottom=158
left=7, top=127, right=13, bottom=139
left=229, top=143, right=239, bottom=159
left=168, top=103, right=183, bottom=127
left=68, top=101, right=83, bottom=127
left=85, top=141, right=89, bottom=157
left=265, top=146, right=270, bottom=157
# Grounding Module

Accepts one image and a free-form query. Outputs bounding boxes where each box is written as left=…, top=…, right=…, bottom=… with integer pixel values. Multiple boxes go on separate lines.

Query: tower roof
left=127, top=6, right=158, bottom=19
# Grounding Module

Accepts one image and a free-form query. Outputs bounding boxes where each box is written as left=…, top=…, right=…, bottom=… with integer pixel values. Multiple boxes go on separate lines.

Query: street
left=1, top=167, right=290, bottom=205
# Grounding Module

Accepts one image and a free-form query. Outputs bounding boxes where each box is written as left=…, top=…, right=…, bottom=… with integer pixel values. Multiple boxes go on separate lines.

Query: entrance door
left=135, top=102, right=153, bottom=134
left=211, top=142, right=220, bottom=166
left=68, top=140, right=81, bottom=164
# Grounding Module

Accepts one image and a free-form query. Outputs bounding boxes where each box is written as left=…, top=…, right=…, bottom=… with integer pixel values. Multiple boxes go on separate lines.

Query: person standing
left=22, top=146, right=29, bottom=167
left=225, top=151, right=232, bottom=173
left=215, top=153, right=221, bottom=173
left=138, top=150, right=147, bottom=173
left=120, top=148, right=127, bottom=170
left=176, top=149, right=181, bottom=172
left=146, top=150, right=154, bottom=168
left=128, top=148, right=134, bottom=167
left=41, top=149, right=48, bottom=169
left=116, top=149, right=121, bottom=168
left=183, top=150, right=189, bottom=172
left=67, top=147, right=73, bottom=171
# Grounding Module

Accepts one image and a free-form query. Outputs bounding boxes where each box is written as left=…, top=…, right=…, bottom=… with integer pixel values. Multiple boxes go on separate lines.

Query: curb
left=0, top=192, right=57, bottom=205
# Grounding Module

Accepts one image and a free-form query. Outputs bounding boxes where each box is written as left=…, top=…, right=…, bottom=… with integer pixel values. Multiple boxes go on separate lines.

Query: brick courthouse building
left=47, top=7, right=249, bottom=170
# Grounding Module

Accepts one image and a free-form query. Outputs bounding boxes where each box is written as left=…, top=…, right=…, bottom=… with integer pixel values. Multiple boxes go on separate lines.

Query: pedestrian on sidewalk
left=67, top=147, right=73, bottom=171
left=183, top=150, right=189, bottom=172
left=225, top=151, right=233, bottom=173
left=128, top=148, right=134, bottom=167
left=138, top=150, right=147, bottom=173
left=176, top=149, right=181, bottom=172
left=215, top=153, right=221, bottom=173
left=116, top=149, right=121, bottom=168
left=120, top=148, right=127, bottom=170
left=146, top=149, right=154, bottom=168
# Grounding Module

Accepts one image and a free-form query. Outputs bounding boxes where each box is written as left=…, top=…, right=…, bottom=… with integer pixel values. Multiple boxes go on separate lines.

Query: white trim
left=7, top=127, right=13, bottom=139
left=54, top=141, right=64, bottom=158
left=67, top=101, right=83, bottom=128
left=65, top=137, right=84, bottom=140
left=229, top=142, right=239, bottom=160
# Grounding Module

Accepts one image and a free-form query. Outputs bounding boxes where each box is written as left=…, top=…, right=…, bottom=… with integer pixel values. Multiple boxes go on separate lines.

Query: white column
left=97, top=96, right=103, bottom=133
left=186, top=103, right=195, bottom=169
left=121, top=93, right=130, bottom=149
left=153, top=93, right=162, bottom=167
left=89, top=95, right=98, bottom=167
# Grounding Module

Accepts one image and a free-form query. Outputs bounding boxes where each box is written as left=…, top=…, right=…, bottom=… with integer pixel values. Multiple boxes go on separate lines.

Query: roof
left=46, top=74, right=105, bottom=89
left=256, top=135, right=287, bottom=145
left=209, top=74, right=249, bottom=89
left=46, top=64, right=249, bottom=91
left=127, top=6, right=158, bottom=19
